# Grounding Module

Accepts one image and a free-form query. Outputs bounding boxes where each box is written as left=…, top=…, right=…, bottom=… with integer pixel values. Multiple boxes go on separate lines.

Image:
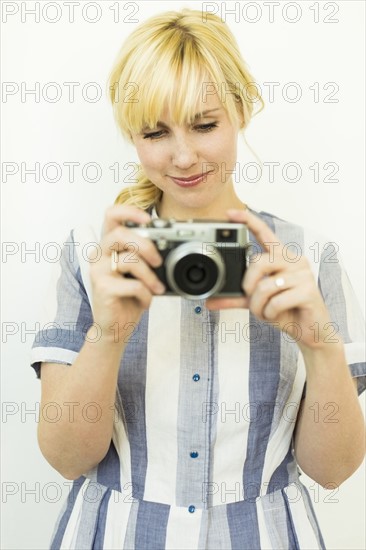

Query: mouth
left=169, top=171, right=213, bottom=187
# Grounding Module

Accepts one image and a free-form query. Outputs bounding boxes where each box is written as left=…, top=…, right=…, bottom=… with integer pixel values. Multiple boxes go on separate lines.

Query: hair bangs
left=109, top=9, right=263, bottom=141
left=116, top=34, right=228, bottom=137
left=147, top=57, right=211, bottom=129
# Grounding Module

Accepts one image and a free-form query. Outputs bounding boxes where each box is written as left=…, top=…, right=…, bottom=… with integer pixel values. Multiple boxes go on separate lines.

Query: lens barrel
left=165, top=242, right=225, bottom=299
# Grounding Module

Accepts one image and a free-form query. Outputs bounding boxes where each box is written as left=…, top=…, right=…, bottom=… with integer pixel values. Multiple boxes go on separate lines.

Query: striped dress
left=30, top=209, right=366, bottom=549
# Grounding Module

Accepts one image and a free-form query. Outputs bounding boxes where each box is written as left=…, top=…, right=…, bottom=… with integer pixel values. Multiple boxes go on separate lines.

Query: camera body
left=126, top=218, right=250, bottom=300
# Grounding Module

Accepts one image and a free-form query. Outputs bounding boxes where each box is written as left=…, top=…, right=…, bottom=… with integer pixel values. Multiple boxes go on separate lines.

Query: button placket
left=176, top=299, right=211, bottom=511
left=192, top=305, right=202, bottom=383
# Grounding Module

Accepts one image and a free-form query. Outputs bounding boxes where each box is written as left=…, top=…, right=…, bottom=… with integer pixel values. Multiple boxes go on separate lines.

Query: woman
left=31, top=9, right=365, bottom=549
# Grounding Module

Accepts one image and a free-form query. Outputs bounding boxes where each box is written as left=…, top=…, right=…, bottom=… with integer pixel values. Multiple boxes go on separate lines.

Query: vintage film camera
left=126, top=218, right=250, bottom=300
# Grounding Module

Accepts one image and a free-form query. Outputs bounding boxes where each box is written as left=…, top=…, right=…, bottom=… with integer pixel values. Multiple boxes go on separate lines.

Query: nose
left=171, top=134, right=198, bottom=170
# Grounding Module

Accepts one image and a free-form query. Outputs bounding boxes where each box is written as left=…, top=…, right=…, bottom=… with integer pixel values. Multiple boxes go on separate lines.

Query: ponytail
left=114, top=167, right=162, bottom=211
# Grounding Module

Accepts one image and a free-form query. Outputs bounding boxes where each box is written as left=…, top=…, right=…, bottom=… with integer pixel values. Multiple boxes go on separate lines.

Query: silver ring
left=111, top=250, right=119, bottom=273
left=274, top=276, right=285, bottom=289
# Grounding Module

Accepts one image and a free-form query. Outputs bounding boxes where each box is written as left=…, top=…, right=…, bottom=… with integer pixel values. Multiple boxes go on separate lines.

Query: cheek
left=135, top=144, right=150, bottom=165
left=209, top=129, right=237, bottom=155
left=136, top=144, right=166, bottom=172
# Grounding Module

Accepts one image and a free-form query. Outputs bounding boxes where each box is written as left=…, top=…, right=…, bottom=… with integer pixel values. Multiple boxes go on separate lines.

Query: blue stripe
left=75, top=266, right=94, bottom=332
left=202, top=504, right=232, bottom=548
left=301, top=483, right=326, bottom=549
left=92, top=490, right=112, bottom=550
left=75, top=483, right=109, bottom=549
left=349, top=362, right=366, bottom=395
left=267, top=448, right=297, bottom=494
left=206, top=307, right=220, bottom=510
left=50, top=476, right=85, bottom=550
left=282, top=488, right=300, bottom=549
left=32, top=328, right=86, bottom=353
left=31, top=267, right=92, bottom=356
left=135, top=501, right=170, bottom=549
left=176, top=299, right=218, bottom=508
left=227, top=500, right=260, bottom=549
left=97, top=440, right=121, bottom=491
left=118, top=310, right=149, bottom=500
left=242, top=213, right=286, bottom=499
left=243, top=313, right=281, bottom=499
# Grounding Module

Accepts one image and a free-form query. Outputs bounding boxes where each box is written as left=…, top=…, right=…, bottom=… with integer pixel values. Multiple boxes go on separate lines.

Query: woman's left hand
left=205, top=208, right=333, bottom=351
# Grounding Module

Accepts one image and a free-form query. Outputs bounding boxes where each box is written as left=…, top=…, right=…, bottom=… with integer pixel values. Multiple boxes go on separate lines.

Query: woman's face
left=130, top=91, right=243, bottom=218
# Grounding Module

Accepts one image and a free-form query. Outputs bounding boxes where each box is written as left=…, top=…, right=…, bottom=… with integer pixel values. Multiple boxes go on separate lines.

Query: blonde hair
left=108, top=8, right=264, bottom=210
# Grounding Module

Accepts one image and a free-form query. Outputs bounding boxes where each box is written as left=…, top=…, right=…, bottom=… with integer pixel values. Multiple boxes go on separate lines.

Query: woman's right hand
left=89, top=204, right=165, bottom=343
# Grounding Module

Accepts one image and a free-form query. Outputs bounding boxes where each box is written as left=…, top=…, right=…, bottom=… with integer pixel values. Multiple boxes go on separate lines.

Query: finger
left=244, top=253, right=308, bottom=296
left=112, top=252, right=165, bottom=295
left=102, top=204, right=151, bottom=237
left=226, top=208, right=282, bottom=252
left=205, top=296, right=250, bottom=310
left=262, top=287, right=305, bottom=321
left=105, top=276, right=155, bottom=310
left=244, top=253, right=287, bottom=296
left=249, top=272, right=302, bottom=319
left=100, top=225, right=163, bottom=268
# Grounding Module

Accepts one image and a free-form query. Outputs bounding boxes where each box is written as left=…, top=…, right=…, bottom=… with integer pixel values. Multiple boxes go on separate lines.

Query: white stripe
left=256, top=498, right=273, bottom=550
left=165, top=506, right=202, bottom=549
left=60, top=478, right=90, bottom=549
left=344, top=341, right=366, bottom=366
left=30, top=346, right=78, bottom=366
left=212, top=308, right=250, bottom=506
left=283, top=483, right=320, bottom=549
left=143, top=296, right=181, bottom=503
left=260, top=353, right=306, bottom=488
left=340, top=265, right=366, bottom=345
left=102, top=492, right=132, bottom=549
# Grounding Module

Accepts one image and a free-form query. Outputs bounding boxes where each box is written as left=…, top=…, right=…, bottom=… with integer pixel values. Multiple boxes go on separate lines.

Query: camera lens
left=165, top=242, right=225, bottom=299
left=174, top=254, right=217, bottom=295
left=187, top=264, right=206, bottom=283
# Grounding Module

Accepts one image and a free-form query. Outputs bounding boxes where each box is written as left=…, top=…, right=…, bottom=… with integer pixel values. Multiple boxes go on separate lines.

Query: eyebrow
left=142, top=109, right=222, bottom=131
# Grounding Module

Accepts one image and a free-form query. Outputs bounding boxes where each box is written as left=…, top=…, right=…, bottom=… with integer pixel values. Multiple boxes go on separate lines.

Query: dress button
left=190, top=451, right=199, bottom=458
left=194, top=306, right=202, bottom=314
left=192, top=373, right=200, bottom=382
left=188, top=505, right=196, bottom=513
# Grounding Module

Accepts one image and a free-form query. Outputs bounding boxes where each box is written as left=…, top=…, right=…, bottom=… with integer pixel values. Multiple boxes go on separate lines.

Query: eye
left=143, top=130, right=166, bottom=140
left=142, top=122, right=218, bottom=140
left=194, top=122, right=218, bottom=132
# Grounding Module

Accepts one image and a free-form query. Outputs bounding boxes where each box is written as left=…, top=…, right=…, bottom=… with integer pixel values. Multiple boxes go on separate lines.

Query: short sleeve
left=30, top=230, right=94, bottom=378
left=318, top=243, right=366, bottom=395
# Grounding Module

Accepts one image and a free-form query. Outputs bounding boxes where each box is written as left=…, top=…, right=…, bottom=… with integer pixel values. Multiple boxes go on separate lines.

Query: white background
left=1, top=1, right=365, bottom=548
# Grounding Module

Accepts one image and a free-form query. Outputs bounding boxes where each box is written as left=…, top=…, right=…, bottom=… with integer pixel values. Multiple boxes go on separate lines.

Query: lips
left=169, top=171, right=212, bottom=187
